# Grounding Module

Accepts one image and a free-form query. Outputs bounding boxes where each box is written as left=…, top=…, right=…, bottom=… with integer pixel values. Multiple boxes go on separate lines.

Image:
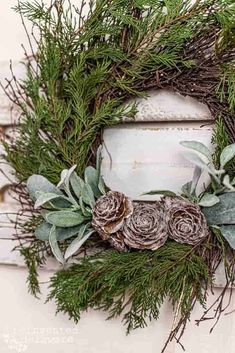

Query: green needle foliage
left=48, top=243, right=210, bottom=333
left=2, top=0, right=235, bottom=183
left=19, top=240, right=47, bottom=298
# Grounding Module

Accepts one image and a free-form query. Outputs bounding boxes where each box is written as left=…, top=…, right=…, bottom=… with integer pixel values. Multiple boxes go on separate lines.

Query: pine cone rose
left=109, top=231, right=129, bottom=252
left=92, top=191, right=133, bottom=241
left=164, top=197, right=209, bottom=245
left=122, top=202, right=168, bottom=250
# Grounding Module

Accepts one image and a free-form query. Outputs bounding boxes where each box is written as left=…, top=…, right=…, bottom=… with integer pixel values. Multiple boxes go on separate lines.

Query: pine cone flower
left=92, top=191, right=133, bottom=240
left=164, top=197, right=209, bottom=245
left=109, top=231, right=129, bottom=252
left=122, top=202, right=168, bottom=250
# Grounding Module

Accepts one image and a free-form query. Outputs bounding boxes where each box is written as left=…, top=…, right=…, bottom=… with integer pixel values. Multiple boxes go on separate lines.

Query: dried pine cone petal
left=92, top=191, right=133, bottom=240
left=164, top=196, right=209, bottom=245
left=122, top=202, right=168, bottom=250
left=109, top=232, right=129, bottom=252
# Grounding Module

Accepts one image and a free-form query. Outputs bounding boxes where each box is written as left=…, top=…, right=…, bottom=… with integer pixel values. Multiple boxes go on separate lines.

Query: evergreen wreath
left=1, top=0, right=235, bottom=352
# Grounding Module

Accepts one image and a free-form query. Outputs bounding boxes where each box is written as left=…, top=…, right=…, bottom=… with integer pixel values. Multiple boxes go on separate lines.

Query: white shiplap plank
left=101, top=122, right=213, bottom=200
left=124, top=90, right=212, bottom=122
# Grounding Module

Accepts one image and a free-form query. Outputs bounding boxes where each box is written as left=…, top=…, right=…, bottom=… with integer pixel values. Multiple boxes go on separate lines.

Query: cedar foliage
left=2, top=0, right=235, bottom=184
left=1, top=0, right=235, bottom=351
left=48, top=243, right=211, bottom=332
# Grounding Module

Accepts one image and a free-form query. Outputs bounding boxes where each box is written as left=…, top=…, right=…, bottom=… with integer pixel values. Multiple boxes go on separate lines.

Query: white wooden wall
left=1, top=2, right=235, bottom=353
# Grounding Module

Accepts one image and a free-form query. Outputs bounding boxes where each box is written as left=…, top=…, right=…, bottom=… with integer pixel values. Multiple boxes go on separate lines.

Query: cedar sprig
left=47, top=242, right=212, bottom=352
left=3, top=0, right=235, bottom=184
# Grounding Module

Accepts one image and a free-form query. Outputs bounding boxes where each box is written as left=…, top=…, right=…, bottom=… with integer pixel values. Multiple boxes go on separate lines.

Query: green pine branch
left=48, top=242, right=210, bottom=332
left=4, top=0, right=235, bottom=183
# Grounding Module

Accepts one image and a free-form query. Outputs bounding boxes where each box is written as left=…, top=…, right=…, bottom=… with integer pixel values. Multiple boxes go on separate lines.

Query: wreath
left=2, top=1, right=235, bottom=352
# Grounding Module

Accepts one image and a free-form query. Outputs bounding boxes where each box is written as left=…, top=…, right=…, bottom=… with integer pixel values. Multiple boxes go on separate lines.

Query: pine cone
left=109, top=231, right=129, bottom=252
left=92, top=191, right=133, bottom=241
left=164, top=197, right=209, bottom=245
left=122, top=202, right=168, bottom=250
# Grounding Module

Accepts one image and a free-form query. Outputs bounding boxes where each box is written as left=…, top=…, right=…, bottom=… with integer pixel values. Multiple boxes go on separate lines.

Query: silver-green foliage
left=181, top=141, right=235, bottom=248
left=181, top=140, right=235, bottom=200
left=27, top=153, right=105, bottom=263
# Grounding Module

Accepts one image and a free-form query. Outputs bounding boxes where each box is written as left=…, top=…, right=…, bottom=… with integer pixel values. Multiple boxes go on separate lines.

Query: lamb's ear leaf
left=220, top=144, right=235, bottom=168
left=64, top=229, right=95, bottom=260
left=95, top=146, right=106, bottom=195
left=98, top=175, right=106, bottom=195
left=46, top=210, right=86, bottom=227
left=182, top=152, right=224, bottom=184
left=182, top=152, right=213, bottom=174
left=57, top=165, right=79, bottom=205
left=70, top=173, right=85, bottom=198
left=57, top=223, right=91, bottom=241
left=79, top=198, right=92, bottom=217
left=57, top=169, right=69, bottom=188
left=144, top=190, right=176, bottom=197
left=57, top=165, right=77, bottom=189
left=202, top=192, right=235, bottom=224
left=198, top=194, right=220, bottom=207
left=181, top=181, right=192, bottom=196
left=81, top=184, right=96, bottom=208
left=34, top=221, right=91, bottom=242
left=34, top=193, right=71, bottom=209
left=181, top=141, right=212, bottom=161
left=49, top=226, right=64, bottom=264
left=35, top=222, right=52, bottom=241
left=191, top=167, right=202, bottom=194
left=223, top=175, right=235, bottom=191
left=96, top=145, right=103, bottom=172
left=84, top=166, right=101, bottom=198
left=220, top=225, right=235, bottom=250
left=27, top=175, right=62, bottom=200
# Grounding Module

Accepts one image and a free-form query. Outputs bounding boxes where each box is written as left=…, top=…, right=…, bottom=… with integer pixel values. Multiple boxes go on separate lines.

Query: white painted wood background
left=0, top=2, right=235, bottom=353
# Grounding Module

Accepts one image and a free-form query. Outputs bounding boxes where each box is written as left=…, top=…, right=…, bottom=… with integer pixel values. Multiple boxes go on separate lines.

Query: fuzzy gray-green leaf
left=64, top=229, right=94, bottom=260
left=81, top=184, right=96, bottom=208
left=35, top=221, right=91, bottom=242
left=220, top=144, right=235, bottom=168
left=57, top=165, right=77, bottom=189
left=202, top=192, right=235, bottom=224
left=183, top=152, right=214, bottom=175
left=34, top=192, right=71, bottom=209
left=223, top=175, right=235, bottom=191
left=220, top=225, right=235, bottom=249
left=180, top=141, right=212, bottom=161
left=27, top=175, right=62, bottom=200
left=191, top=167, right=202, bottom=194
left=198, top=194, right=220, bottom=207
left=144, top=190, right=176, bottom=196
left=181, top=181, right=192, bottom=196
left=79, top=198, right=92, bottom=217
left=49, top=226, right=64, bottom=264
left=84, top=166, right=101, bottom=197
left=98, top=175, right=106, bottom=195
left=46, top=210, right=86, bottom=227
left=96, top=145, right=103, bottom=172
left=57, top=224, right=90, bottom=241
left=35, top=221, right=52, bottom=241
left=70, top=173, right=85, bottom=198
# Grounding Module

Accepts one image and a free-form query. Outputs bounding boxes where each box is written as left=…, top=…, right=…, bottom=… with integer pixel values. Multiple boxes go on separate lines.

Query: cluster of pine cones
left=91, top=191, right=209, bottom=251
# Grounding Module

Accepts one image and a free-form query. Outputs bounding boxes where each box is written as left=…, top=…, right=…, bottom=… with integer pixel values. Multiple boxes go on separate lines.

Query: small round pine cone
left=122, top=202, right=168, bottom=250
left=92, top=191, right=133, bottom=241
left=163, top=196, right=209, bottom=245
